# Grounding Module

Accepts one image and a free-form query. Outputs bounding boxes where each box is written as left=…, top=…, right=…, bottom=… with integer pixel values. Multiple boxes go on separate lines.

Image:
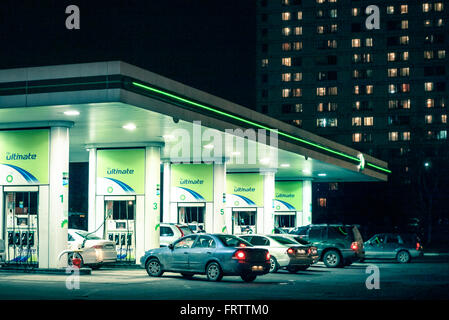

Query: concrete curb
left=0, top=266, right=92, bottom=275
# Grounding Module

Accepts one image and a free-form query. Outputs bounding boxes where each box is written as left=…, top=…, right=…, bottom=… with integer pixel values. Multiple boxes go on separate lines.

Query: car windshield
left=268, top=235, right=298, bottom=245
left=74, top=230, right=102, bottom=240
left=294, top=238, right=311, bottom=245
left=216, top=235, right=253, bottom=247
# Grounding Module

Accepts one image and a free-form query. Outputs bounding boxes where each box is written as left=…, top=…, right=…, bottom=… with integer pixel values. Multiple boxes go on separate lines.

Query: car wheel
left=67, top=252, right=84, bottom=268
left=396, top=250, right=411, bottom=263
left=323, top=250, right=341, bottom=268
left=146, top=258, right=164, bottom=277
left=206, top=262, right=223, bottom=282
left=241, top=274, right=257, bottom=282
left=287, top=266, right=299, bottom=273
left=181, top=272, right=194, bottom=279
left=269, top=257, right=279, bottom=273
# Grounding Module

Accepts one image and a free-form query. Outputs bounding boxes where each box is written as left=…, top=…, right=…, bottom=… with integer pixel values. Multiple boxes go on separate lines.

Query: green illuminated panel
left=132, top=81, right=391, bottom=174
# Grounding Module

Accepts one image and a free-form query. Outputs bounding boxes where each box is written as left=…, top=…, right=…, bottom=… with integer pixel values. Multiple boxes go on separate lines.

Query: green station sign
left=97, top=149, right=145, bottom=195
left=0, top=129, right=49, bottom=185
left=171, top=163, right=214, bottom=202
left=274, top=181, right=303, bottom=211
left=226, top=173, right=264, bottom=207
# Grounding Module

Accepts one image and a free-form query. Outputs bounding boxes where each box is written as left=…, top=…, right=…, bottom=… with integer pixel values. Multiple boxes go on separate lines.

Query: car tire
left=206, top=262, right=223, bottom=282
left=241, top=274, right=257, bottom=282
left=269, top=257, right=279, bottom=273
left=323, top=250, right=342, bottom=268
left=396, top=250, right=411, bottom=263
left=146, top=258, right=164, bottom=277
left=181, top=272, right=194, bottom=279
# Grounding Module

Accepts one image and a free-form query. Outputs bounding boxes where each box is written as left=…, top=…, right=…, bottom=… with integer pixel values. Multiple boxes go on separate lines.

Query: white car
left=68, top=229, right=117, bottom=269
left=239, top=234, right=319, bottom=273
left=159, top=223, right=193, bottom=247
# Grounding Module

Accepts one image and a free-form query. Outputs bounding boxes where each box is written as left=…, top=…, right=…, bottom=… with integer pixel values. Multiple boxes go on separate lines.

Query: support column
left=88, top=148, right=97, bottom=234
left=262, top=171, right=276, bottom=234
left=48, top=127, right=70, bottom=268
left=302, top=180, right=312, bottom=226
left=162, top=162, right=171, bottom=223
left=213, top=162, right=226, bottom=233
left=143, top=146, right=161, bottom=255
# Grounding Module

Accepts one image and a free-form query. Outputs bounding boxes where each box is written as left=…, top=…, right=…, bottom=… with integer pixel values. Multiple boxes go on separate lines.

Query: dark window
left=351, top=23, right=362, bottom=32
left=160, top=226, right=174, bottom=237
left=327, top=55, right=337, bottom=65
left=328, top=71, right=338, bottom=80
left=193, top=236, right=216, bottom=248
left=174, top=235, right=197, bottom=249
left=282, top=104, right=293, bottom=113
left=261, top=105, right=268, bottom=113
left=292, top=57, right=302, bottom=66
left=262, top=74, right=268, bottom=83
left=327, top=226, right=351, bottom=240
left=386, top=235, right=399, bottom=244
left=308, top=227, right=323, bottom=241
left=216, top=235, right=253, bottom=247
left=262, top=43, right=268, bottom=53
left=250, top=236, right=270, bottom=246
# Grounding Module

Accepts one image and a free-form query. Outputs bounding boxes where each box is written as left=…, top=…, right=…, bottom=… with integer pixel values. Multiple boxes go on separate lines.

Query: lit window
left=389, top=84, right=397, bottom=94
left=293, top=72, right=302, bottom=81
left=426, top=99, right=434, bottom=108
left=352, top=39, right=361, bottom=48
left=424, top=20, right=432, bottom=27
left=423, top=3, right=432, bottom=12
left=437, top=19, right=444, bottom=27
left=292, top=119, right=302, bottom=127
left=293, top=42, right=303, bottom=50
left=328, top=87, right=338, bottom=95
left=366, top=85, right=374, bottom=94
left=282, top=43, right=292, bottom=51
left=282, top=73, right=291, bottom=82
left=434, top=3, right=444, bottom=12
left=364, top=117, right=374, bottom=126
left=387, top=52, right=396, bottom=62
left=352, top=133, right=362, bottom=143
left=442, top=115, right=447, bottom=123
left=292, top=88, right=302, bottom=97
left=318, top=198, right=327, bottom=207
left=401, top=83, right=410, bottom=92
left=425, top=115, right=433, bottom=124
left=354, top=85, right=360, bottom=95
left=297, top=11, right=303, bottom=20
left=400, top=5, right=408, bottom=14
left=425, top=82, right=434, bottom=92
left=389, top=132, right=399, bottom=141
left=282, top=88, right=291, bottom=98
left=437, top=130, right=447, bottom=140
left=294, top=104, right=303, bottom=112
left=282, top=57, right=292, bottom=66
left=424, top=50, right=434, bottom=59
left=317, top=118, right=327, bottom=127
left=400, top=36, right=409, bottom=45
left=438, top=50, right=446, bottom=59
left=282, top=12, right=291, bottom=21
left=294, top=26, right=302, bottom=35
left=352, top=8, right=360, bottom=16
left=401, top=20, right=408, bottom=29
left=329, top=9, right=337, bottom=18
left=331, top=24, right=338, bottom=32
left=402, top=99, right=411, bottom=109
left=261, top=59, right=269, bottom=67
left=282, top=27, right=291, bottom=36
left=400, top=67, right=410, bottom=77
left=365, top=38, right=373, bottom=47
left=317, top=87, right=326, bottom=96
left=317, top=26, right=324, bottom=34
left=316, top=0, right=325, bottom=3
left=388, top=68, right=398, bottom=77
left=387, top=6, right=394, bottom=14
left=352, top=117, right=362, bottom=126
left=402, top=132, right=411, bottom=141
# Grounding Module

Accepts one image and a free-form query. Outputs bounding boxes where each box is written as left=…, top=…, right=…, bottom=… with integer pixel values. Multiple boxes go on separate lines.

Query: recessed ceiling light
left=64, top=110, right=80, bottom=116
left=318, top=173, right=327, bottom=177
left=302, top=169, right=311, bottom=174
left=122, top=123, right=136, bottom=131
left=260, top=158, right=270, bottom=164
left=203, top=144, right=214, bottom=149
left=280, top=163, right=290, bottom=168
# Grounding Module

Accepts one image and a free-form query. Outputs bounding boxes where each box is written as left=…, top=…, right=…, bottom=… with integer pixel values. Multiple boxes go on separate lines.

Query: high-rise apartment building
left=256, top=0, right=448, bottom=232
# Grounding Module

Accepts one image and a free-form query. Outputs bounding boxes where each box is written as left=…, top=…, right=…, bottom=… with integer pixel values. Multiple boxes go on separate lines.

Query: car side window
left=386, top=235, right=399, bottom=244
left=174, top=235, right=197, bottom=249
left=251, top=236, right=270, bottom=246
left=373, top=234, right=386, bottom=244
left=308, top=228, right=322, bottom=241
left=160, top=226, right=174, bottom=237
left=193, top=236, right=216, bottom=248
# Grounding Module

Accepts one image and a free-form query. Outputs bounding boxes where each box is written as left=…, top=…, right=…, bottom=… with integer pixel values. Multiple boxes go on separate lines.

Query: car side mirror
left=168, top=243, right=174, bottom=250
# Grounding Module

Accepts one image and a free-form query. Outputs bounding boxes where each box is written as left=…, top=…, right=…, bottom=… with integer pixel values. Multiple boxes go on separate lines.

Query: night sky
left=0, top=0, right=256, bottom=108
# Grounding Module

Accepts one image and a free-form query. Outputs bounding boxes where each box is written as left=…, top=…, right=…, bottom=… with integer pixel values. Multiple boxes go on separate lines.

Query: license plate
left=251, top=265, right=263, bottom=271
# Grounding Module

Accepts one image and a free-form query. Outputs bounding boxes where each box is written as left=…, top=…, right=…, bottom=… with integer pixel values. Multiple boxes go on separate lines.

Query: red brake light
left=416, top=242, right=421, bottom=250
left=239, top=243, right=246, bottom=247
left=234, top=250, right=246, bottom=260
left=287, top=248, right=294, bottom=254
left=266, top=252, right=271, bottom=260
left=351, top=242, right=358, bottom=251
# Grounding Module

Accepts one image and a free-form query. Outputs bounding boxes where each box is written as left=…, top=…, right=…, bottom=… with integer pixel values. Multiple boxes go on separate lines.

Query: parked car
left=140, top=233, right=271, bottom=282
left=239, top=234, right=318, bottom=273
left=68, top=229, right=117, bottom=269
left=160, top=223, right=193, bottom=247
left=289, top=224, right=365, bottom=268
left=364, top=233, right=423, bottom=263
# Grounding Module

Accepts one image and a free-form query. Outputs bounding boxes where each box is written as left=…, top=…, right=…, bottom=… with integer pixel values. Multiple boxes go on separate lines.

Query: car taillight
left=233, top=250, right=246, bottom=260
left=239, top=243, right=246, bottom=247
left=92, top=245, right=103, bottom=249
left=176, top=226, right=184, bottom=237
left=416, top=242, right=421, bottom=250
left=287, top=248, right=295, bottom=255
left=266, top=252, right=271, bottom=260
left=351, top=242, right=358, bottom=251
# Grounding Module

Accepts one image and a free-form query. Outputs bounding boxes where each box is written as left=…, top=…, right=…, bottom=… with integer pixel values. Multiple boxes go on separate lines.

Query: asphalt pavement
left=0, top=255, right=448, bottom=300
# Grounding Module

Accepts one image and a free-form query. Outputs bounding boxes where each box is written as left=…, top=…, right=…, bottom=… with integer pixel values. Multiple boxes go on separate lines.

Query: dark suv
left=289, top=224, right=365, bottom=268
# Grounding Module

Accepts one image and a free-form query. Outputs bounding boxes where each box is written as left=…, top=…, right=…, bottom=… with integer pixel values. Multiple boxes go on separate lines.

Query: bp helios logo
left=6, top=152, right=37, bottom=161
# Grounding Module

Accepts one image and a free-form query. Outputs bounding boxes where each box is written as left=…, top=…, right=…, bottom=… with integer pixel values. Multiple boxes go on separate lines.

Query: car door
left=384, top=234, right=400, bottom=258
left=365, top=234, right=387, bottom=258
left=188, top=235, right=217, bottom=273
left=167, top=235, right=197, bottom=271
